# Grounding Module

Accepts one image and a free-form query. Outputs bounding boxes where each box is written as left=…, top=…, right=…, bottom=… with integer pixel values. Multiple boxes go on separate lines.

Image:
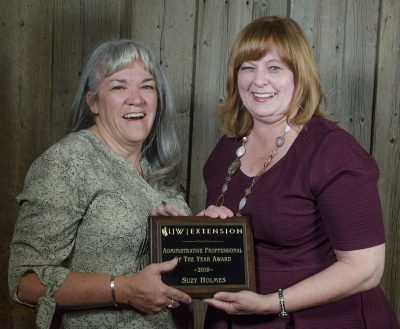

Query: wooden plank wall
left=0, top=0, right=398, bottom=328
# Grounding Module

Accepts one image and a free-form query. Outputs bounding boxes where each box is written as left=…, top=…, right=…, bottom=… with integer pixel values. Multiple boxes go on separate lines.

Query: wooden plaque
left=148, top=216, right=256, bottom=298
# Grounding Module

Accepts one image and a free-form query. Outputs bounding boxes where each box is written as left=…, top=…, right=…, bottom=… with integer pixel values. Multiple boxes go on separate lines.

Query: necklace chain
left=216, top=124, right=291, bottom=215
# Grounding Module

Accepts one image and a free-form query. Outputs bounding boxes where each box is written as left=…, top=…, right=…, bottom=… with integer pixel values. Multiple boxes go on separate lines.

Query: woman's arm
left=18, top=258, right=191, bottom=314
left=204, top=243, right=385, bottom=315
left=280, top=244, right=385, bottom=312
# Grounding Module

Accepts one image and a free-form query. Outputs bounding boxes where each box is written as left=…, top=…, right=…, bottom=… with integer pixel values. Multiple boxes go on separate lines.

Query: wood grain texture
left=291, top=0, right=346, bottom=121
left=188, top=2, right=253, bottom=327
left=292, top=0, right=379, bottom=150
left=189, top=0, right=252, bottom=214
left=373, top=0, right=400, bottom=320
left=341, top=0, right=379, bottom=149
left=52, top=1, right=84, bottom=140
left=0, top=0, right=19, bottom=322
left=252, top=0, right=289, bottom=17
left=0, top=1, right=54, bottom=327
left=81, top=0, right=122, bottom=59
left=130, top=0, right=196, bottom=192
left=0, top=0, right=399, bottom=327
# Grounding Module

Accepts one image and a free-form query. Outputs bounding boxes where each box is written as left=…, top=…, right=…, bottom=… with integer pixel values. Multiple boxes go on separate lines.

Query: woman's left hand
left=203, top=290, right=271, bottom=315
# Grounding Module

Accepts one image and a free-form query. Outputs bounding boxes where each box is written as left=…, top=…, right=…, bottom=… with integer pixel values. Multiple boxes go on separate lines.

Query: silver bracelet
left=110, top=275, right=118, bottom=307
left=278, top=288, right=288, bottom=317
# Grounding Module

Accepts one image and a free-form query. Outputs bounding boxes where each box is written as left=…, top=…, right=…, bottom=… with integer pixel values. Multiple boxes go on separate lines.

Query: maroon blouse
left=203, top=117, right=399, bottom=329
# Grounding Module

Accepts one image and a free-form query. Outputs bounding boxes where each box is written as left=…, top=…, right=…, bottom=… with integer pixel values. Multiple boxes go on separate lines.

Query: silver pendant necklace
left=216, top=124, right=291, bottom=215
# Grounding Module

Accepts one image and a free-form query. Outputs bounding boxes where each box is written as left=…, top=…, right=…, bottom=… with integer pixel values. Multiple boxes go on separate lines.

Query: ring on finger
left=167, top=299, right=180, bottom=308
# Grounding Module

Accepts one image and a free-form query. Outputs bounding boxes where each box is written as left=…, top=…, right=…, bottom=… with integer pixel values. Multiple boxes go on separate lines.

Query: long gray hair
left=69, top=39, right=182, bottom=193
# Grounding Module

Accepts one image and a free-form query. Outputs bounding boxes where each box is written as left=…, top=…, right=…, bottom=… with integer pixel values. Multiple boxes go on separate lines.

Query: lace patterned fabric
left=9, top=130, right=190, bottom=329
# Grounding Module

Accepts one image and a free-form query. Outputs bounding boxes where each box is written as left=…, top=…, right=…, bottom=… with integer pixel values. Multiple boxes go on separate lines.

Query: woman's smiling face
left=87, top=60, right=157, bottom=155
left=237, top=45, right=294, bottom=125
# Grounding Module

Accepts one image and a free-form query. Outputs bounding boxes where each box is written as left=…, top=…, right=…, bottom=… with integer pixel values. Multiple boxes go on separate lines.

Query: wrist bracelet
left=110, top=275, right=118, bottom=307
left=278, top=288, right=288, bottom=317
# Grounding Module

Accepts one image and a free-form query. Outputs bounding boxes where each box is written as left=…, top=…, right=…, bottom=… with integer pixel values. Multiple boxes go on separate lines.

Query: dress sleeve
left=8, top=143, right=86, bottom=329
left=162, top=189, right=192, bottom=215
left=174, top=192, right=192, bottom=215
left=309, top=129, right=385, bottom=251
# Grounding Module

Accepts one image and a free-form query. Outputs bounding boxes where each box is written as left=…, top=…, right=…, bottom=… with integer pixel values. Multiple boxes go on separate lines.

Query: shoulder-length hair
left=69, top=39, right=182, bottom=193
left=220, top=16, right=325, bottom=138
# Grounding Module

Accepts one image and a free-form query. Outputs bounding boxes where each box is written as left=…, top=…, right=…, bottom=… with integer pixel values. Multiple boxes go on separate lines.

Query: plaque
left=148, top=216, right=256, bottom=298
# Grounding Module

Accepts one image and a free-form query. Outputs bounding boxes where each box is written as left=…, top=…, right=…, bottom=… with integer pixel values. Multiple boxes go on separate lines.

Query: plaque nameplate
left=148, top=216, right=256, bottom=298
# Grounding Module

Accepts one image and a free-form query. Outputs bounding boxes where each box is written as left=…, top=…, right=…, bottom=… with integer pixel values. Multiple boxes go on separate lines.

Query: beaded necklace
left=216, top=124, right=291, bottom=215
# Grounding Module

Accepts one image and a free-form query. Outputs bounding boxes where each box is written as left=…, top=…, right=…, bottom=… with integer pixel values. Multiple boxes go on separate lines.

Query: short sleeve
left=309, top=129, right=385, bottom=251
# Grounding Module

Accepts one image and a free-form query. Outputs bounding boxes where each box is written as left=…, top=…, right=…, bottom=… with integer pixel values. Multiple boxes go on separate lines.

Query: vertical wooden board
left=52, top=0, right=126, bottom=140
left=188, top=3, right=253, bottom=328
left=0, top=0, right=20, bottom=240
left=290, top=2, right=344, bottom=122
left=119, top=0, right=133, bottom=39
left=0, top=0, right=54, bottom=327
left=130, top=0, right=197, bottom=192
left=130, top=0, right=164, bottom=59
left=373, top=0, right=400, bottom=319
left=252, top=0, right=288, bottom=18
left=291, top=0, right=346, bottom=122
left=189, top=0, right=252, bottom=214
left=12, top=0, right=55, bottom=177
left=340, top=0, right=379, bottom=149
left=51, top=1, right=85, bottom=140
left=82, top=0, right=122, bottom=60
left=161, top=1, right=196, bottom=193
left=1, top=0, right=54, bottom=278
left=291, top=0, right=379, bottom=150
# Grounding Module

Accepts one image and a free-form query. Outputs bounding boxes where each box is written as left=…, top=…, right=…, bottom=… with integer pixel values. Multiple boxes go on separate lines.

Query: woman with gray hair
left=8, top=39, right=191, bottom=329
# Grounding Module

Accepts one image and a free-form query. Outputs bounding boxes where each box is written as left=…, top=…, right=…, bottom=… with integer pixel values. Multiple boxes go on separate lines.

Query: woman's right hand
left=115, top=258, right=191, bottom=314
left=197, top=205, right=234, bottom=219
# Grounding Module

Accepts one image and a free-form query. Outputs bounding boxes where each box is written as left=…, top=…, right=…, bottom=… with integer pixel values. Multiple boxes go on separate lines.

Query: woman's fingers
left=197, top=205, right=234, bottom=219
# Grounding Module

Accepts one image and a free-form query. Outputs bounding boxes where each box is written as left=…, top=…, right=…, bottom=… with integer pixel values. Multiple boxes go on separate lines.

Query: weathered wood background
left=0, top=0, right=399, bottom=328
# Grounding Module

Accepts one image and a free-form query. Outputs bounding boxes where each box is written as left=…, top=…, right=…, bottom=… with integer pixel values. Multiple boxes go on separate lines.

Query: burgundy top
left=203, top=117, right=399, bottom=329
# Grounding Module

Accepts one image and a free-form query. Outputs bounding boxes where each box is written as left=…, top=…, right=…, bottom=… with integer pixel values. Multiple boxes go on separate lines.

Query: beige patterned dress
left=8, top=130, right=190, bottom=329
